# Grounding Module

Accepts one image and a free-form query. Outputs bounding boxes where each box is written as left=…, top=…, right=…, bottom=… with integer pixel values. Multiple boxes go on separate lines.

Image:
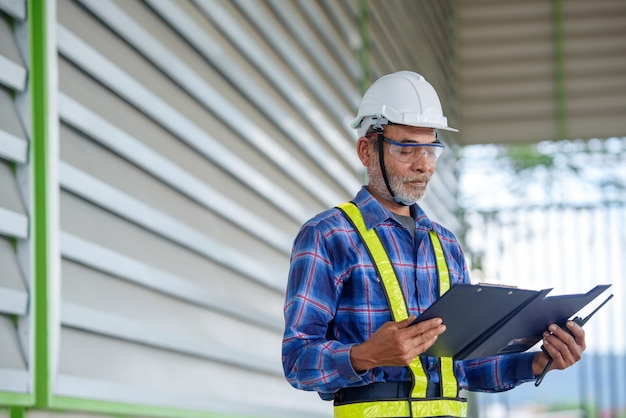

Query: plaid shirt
left=282, top=187, right=536, bottom=400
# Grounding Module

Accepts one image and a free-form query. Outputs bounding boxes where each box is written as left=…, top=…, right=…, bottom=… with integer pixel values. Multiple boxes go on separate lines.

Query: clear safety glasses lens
left=382, top=137, right=445, bottom=163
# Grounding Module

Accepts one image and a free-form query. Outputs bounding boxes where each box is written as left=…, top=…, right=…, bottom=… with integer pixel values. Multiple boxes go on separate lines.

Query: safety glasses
left=381, top=136, right=445, bottom=163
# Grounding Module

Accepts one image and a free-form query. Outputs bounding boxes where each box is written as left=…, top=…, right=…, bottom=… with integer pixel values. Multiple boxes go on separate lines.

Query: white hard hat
left=351, top=71, right=457, bottom=137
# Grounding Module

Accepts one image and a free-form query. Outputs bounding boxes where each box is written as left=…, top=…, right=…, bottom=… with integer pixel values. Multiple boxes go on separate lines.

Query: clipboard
left=412, top=283, right=612, bottom=360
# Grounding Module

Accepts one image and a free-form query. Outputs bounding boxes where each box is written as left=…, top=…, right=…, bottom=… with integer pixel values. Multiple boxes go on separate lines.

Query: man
left=282, top=71, right=585, bottom=417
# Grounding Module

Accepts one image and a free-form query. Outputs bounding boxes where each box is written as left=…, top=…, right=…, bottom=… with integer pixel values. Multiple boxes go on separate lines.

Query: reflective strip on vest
left=336, top=202, right=466, bottom=417
left=334, top=398, right=467, bottom=418
left=428, top=229, right=458, bottom=400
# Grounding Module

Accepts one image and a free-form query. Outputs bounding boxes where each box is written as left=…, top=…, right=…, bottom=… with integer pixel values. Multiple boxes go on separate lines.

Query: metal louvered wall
left=0, top=0, right=30, bottom=400
left=0, top=0, right=459, bottom=417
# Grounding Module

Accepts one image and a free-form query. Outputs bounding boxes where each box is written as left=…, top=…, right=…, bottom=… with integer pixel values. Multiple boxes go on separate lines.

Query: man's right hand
left=349, top=316, right=446, bottom=372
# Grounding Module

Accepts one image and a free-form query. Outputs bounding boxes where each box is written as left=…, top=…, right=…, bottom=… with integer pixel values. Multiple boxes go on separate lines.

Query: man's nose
left=410, top=152, right=435, bottom=171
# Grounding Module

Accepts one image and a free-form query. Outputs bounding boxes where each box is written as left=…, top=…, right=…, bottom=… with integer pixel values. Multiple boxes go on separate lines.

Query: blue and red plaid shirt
left=282, top=187, right=536, bottom=400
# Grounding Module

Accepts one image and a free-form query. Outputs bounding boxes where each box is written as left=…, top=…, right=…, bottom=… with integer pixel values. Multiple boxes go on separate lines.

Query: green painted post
left=29, top=0, right=50, bottom=408
left=10, top=407, right=25, bottom=418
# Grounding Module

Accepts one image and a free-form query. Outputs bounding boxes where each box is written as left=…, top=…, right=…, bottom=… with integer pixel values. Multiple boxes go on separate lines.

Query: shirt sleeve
left=281, top=222, right=369, bottom=395
left=460, top=352, right=537, bottom=392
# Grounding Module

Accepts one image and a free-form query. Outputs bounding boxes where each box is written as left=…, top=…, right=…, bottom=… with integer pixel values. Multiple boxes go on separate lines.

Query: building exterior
left=0, top=1, right=459, bottom=416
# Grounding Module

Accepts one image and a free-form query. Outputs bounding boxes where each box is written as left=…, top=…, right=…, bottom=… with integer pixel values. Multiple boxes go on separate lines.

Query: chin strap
left=394, top=195, right=415, bottom=206
left=376, top=132, right=412, bottom=206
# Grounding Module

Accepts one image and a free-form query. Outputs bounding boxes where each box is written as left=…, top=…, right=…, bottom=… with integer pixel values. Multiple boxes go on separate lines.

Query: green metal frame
left=31, top=0, right=50, bottom=408
left=0, top=393, right=31, bottom=408
left=51, top=397, right=257, bottom=418
left=9, top=407, right=25, bottom=418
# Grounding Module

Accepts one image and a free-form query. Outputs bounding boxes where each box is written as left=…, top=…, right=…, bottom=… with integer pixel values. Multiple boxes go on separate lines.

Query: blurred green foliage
left=506, top=144, right=554, bottom=173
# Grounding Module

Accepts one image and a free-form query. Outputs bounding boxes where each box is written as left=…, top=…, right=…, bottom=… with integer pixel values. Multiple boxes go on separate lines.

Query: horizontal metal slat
left=0, top=315, right=28, bottom=392
left=0, top=17, right=27, bottom=91
left=0, top=162, right=28, bottom=239
left=0, top=130, right=27, bottom=164
left=0, top=0, right=26, bottom=20
left=0, top=238, right=27, bottom=315
left=0, top=87, right=28, bottom=164
left=0, top=55, right=26, bottom=92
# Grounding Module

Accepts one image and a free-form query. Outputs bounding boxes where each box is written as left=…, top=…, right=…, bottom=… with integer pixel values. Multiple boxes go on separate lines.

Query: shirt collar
left=352, top=187, right=434, bottom=231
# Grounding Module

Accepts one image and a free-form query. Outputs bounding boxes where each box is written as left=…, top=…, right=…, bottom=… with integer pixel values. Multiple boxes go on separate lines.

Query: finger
left=409, top=317, right=443, bottom=334
left=543, top=331, right=579, bottom=368
left=411, top=323, right=446, bottom=346
left=547, top=324, right=576, bottom=345
left=396, top=315, right=417, bottom=328
left=542, top=337, right=566, bottom=368
left=412, top=326, right=446, bottom=354
left=566, top=321, right=586, bottom=344
left=548, top=323, right=585, bottom=355
left=542, top=339, right=558, bottom=367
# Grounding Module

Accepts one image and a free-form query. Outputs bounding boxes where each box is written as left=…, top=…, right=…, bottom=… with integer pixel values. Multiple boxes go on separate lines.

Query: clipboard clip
left=535, top=294, right=614, bottom=387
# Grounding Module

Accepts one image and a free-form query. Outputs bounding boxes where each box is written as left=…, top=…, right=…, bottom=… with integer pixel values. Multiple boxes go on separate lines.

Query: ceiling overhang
left=456, top=0, right=626, bottom=145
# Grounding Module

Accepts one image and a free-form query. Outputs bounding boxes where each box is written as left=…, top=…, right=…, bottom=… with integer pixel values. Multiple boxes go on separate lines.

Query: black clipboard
left=412, top=283, right=611, bottom=360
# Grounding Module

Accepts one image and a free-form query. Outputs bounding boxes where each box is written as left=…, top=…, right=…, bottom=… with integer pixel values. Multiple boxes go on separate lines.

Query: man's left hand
left=532, top=320, right=586, bottom=376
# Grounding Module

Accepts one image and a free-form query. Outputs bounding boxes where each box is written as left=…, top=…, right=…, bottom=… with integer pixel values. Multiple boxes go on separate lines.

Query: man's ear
left=357, top=137, right=372, bottom=167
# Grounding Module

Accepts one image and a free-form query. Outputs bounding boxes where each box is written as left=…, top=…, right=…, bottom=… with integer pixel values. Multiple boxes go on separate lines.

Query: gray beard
left=367, top=162, right=430, bottom=205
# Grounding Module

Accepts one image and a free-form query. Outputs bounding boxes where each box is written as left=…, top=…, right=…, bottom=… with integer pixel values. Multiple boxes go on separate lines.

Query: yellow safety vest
left=335, top=202, right=467, bottom=418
